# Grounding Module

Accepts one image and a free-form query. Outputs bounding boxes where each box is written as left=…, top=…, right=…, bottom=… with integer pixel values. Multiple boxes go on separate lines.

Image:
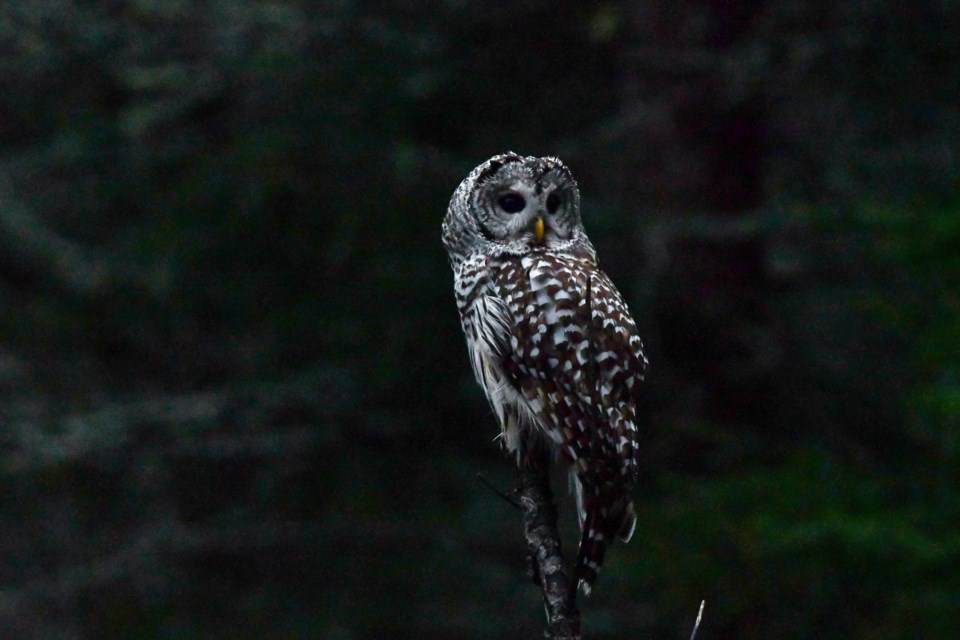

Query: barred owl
left=442, top=152, right=648, bottom=594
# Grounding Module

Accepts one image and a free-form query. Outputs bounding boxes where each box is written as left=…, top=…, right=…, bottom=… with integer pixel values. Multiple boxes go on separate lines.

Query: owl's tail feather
left=573, top=497, right=636, bottom=596
left=574, top=510, right=606, bottom=596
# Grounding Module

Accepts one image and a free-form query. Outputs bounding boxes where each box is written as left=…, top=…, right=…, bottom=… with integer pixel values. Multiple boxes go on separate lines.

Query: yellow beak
left=534, top=216, right=545, bottom=243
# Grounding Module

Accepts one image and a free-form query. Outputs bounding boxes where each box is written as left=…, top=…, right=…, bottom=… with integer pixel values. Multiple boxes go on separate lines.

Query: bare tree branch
left=519, top=443, right=581, bottom=640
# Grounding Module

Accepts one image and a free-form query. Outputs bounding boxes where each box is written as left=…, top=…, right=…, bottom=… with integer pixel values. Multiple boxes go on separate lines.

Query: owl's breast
left=489, top=253, right=593, bottom=381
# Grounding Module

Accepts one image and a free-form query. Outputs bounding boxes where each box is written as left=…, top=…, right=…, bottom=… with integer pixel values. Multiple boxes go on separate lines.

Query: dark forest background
left=1, top=1, right=958, bottom=638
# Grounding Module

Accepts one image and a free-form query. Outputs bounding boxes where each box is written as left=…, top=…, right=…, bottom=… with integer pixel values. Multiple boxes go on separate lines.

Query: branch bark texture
left=519, top=444, right=581, bottom=640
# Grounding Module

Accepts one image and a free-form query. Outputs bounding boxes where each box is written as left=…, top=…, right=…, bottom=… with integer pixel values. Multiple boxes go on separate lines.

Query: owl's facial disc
left=465, top=154, right=583, bottom=256
left=482, top=180, right=573, bottom=250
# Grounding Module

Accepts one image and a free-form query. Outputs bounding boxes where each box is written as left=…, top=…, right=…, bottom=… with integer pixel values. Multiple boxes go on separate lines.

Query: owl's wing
left=588, top=270, right=648, bottom=408
left=585, top=268, right=647, bottom=500
left=463, top=292, right=538, bottom=452
left=464, top=294, right=512, bottom=389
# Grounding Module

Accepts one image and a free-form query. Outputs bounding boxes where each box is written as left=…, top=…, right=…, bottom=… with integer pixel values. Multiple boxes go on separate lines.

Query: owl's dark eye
left=546, top=193, right=561, bottom=213
left=497, top=194, right=526, bottom=213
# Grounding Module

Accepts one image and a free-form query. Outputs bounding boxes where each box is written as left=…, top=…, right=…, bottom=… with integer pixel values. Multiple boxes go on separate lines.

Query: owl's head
left=442, top=152, right=594, bottom=267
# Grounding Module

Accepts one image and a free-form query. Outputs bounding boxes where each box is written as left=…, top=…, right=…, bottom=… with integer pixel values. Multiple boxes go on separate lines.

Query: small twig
left=476, top=472, right=522, bottom=510
left=689, top=600, right=705, bottom=640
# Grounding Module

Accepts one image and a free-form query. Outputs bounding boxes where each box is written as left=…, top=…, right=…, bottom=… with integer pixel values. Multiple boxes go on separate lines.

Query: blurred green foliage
left=1, top=1, right=959, bottom=639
